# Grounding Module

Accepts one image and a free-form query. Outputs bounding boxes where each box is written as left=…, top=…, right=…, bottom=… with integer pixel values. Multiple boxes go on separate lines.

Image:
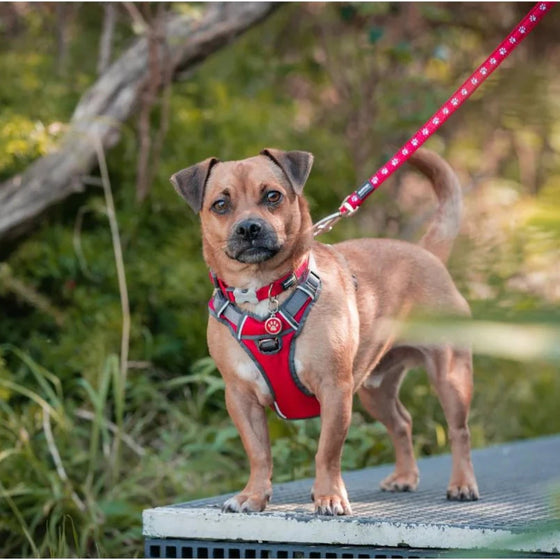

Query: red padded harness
left=208, top=263, right=321, bottom=420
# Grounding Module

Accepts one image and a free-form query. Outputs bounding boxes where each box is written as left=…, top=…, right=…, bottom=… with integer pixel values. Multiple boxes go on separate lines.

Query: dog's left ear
left=170, top=157, right=219, bottom=213
left=260, top=149, right=314, bottom=195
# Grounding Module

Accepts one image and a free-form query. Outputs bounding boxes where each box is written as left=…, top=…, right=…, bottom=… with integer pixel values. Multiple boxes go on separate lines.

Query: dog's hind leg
left=423, top=346, right=479, bottom=501
left=358, top=348, right=422, bottom=492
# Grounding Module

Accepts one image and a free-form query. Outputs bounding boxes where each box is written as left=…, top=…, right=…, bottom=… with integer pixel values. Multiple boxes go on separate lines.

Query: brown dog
left=171, top=148, right=479, bottom=516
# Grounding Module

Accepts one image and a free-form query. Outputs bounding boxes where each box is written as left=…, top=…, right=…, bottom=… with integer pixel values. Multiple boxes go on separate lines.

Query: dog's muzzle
left=226, top=218, right=281, bottom=264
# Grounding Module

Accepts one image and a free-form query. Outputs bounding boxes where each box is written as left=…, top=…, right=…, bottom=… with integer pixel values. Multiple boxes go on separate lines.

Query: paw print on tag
left=264, top=316, right=282, bottom=335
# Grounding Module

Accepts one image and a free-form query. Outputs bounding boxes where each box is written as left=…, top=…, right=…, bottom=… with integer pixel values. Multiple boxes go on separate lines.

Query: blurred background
left=0, top=2, right=559, bottom=556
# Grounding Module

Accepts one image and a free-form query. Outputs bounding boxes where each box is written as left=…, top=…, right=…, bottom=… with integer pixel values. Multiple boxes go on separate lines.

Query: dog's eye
left=265, top=190, right=283, bottom=206
left=211, top=199, right=230, bottom=215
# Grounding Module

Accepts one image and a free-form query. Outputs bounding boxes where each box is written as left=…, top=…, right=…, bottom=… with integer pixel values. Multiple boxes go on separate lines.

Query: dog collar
left=210, top=257, right=310, bottom=305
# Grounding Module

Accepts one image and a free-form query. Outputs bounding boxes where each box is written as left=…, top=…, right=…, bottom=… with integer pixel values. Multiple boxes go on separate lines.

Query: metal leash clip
left=312, top=194, right=360, bottom=237
left=312, top=210, right=343, bottom=237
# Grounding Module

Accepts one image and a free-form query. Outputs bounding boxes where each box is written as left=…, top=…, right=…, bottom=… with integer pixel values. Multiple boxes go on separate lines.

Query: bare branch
left=97, top=3, right=117, bottom=75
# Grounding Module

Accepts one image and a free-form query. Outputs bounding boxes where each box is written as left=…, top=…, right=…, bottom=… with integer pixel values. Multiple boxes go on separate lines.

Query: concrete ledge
left=143, top=435, right=560, bottom=555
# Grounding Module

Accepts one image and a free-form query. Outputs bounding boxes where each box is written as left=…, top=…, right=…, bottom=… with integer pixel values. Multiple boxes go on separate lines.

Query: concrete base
left=143, top=435, right=560, bottom=557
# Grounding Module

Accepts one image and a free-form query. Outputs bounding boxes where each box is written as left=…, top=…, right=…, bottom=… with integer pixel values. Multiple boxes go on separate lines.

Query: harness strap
left=280, top=271, right=320, bottom=328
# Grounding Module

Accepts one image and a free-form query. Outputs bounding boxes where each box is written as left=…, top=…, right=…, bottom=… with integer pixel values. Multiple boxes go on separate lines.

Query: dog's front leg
left=222, top=385, right=273, bottom=513
left=312, top=381, right=353, bottom=516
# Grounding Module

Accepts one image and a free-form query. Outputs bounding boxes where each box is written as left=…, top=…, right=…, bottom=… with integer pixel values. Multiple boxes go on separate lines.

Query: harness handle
left=313, top=1, right=555, bottom=237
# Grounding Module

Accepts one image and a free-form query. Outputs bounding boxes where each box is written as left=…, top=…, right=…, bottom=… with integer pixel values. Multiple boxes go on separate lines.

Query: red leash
left=313, top=1, right=556, bottom=236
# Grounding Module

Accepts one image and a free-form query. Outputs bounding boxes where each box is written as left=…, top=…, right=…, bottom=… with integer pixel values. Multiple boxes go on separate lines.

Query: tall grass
left=0, top=344, right=238, bottom=557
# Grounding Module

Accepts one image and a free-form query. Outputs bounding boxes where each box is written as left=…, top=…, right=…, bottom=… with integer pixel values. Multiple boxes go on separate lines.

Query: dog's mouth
left=226, top=219, right=281, bottom=264
left=231, top=245, right=279, bottom=264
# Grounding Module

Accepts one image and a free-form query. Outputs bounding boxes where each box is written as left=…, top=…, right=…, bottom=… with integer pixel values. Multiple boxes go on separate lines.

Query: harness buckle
left=257, top=337, right=281, bottom=354
left=281, top=273, right=297, bottom=290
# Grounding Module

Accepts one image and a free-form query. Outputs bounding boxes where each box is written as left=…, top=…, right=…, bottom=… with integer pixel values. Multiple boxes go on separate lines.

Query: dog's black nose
left=235, top=219, right=263, bottom=240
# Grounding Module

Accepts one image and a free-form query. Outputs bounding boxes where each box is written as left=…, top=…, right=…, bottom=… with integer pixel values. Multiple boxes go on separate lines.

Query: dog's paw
left=222, top=490, right=271, bottom=513
left=312, top=477, right=352, bottom=516
left=446, top=483, right=479, bottom=501
left=313, top=494, right=352, bottom=516
left=380, top=471, right=419, bottom=493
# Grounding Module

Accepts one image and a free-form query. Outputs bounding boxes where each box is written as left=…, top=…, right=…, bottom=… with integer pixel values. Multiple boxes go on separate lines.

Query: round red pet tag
left=264, top=316, right=282, bottom=335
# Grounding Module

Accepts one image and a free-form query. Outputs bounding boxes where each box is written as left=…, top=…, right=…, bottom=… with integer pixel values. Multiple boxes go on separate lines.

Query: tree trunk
left=0, top=2, right=277, bottom=243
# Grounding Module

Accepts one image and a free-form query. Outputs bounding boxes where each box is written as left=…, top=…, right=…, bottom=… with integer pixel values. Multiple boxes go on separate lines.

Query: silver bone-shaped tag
left=232, top=287, right=259, bottom=305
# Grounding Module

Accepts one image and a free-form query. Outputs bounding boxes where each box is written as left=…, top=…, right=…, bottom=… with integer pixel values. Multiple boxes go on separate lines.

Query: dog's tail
left=407, top=148, right=462, bottom=264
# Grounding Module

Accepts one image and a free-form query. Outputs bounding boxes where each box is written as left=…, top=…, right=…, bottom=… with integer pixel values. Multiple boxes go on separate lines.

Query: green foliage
left=1, top=3, right=559, bottom=557
left=0, top=112, right=62, bottom=175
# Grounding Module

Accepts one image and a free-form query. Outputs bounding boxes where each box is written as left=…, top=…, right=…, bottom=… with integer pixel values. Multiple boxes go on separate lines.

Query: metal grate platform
left=143, top=435, right=560, bottom=558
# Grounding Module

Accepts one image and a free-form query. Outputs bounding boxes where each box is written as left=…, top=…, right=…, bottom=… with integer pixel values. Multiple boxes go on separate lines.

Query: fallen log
left=0, top=2, right=277, bottom=243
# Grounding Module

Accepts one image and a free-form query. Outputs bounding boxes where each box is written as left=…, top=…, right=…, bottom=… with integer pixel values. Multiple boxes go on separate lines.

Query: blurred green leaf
left=368, top=26, right=384, bottom=44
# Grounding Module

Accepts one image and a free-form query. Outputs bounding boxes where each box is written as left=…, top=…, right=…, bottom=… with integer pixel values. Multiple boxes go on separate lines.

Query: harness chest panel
left=208, top=271, right=322, bottom=420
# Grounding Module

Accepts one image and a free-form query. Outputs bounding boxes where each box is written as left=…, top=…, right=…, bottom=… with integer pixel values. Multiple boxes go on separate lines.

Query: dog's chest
left=229, top=347, right=309, bottom=403
left=233, top=353, right=273, bottom=398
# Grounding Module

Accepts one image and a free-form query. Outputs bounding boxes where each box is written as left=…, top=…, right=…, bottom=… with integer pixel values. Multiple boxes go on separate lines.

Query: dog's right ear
left=260, top=149, right=314, bottom=195
left=170, top=157, right=219, bottom=213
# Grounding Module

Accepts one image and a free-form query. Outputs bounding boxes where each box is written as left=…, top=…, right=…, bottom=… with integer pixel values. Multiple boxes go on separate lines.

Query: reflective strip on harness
left=209, top=272, right=322, bottom=420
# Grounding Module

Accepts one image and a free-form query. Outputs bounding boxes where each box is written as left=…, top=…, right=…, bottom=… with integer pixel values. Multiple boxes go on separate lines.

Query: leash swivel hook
left=312, top=194, right=361, bottom=237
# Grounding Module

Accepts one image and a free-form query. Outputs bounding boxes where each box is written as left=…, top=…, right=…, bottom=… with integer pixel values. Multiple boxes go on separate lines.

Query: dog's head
left=171, top=149, right=314, bottom=271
